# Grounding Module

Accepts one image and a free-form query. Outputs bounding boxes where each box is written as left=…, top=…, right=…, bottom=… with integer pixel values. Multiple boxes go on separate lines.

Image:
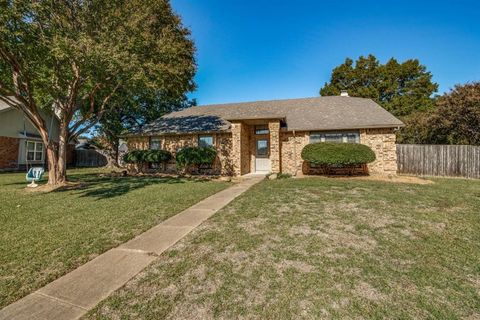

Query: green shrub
left=176, top=146, right=217, bottom=170
left=123, top=150, right=145, bottom=164
left=301, top=143, right=376, bottom=166
left=143, top=149, right=172, bottom=164
left=123, top=149, right=172, bottom=164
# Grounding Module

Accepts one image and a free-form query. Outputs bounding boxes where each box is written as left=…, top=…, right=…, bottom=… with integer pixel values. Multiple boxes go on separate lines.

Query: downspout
left=293, top=130, right=297, bottom=176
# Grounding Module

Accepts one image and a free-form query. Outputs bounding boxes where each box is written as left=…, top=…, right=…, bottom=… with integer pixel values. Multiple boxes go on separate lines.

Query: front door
left=255, top=138, right=271, bottom=172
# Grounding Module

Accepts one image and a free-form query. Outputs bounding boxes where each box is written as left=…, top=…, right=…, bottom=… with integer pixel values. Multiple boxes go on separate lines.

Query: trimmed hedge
left=123, top=149, right=172, bottom=164
left=176, top=146, right=217, bottom=170
left=301, top=143, right=376, bottom=166
left=143, top=150, right=172, bottom=164
left=123, top=150, right=145, bottom=164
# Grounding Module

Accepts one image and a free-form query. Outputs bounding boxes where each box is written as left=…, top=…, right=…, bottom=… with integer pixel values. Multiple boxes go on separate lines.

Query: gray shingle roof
left=137, top=96, right=404, bottom=136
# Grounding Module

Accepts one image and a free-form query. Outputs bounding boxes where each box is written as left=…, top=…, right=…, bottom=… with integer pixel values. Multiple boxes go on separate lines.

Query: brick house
left=0, top=99, right=75, bottom=171
left=125, top=95, right=404, bottom=176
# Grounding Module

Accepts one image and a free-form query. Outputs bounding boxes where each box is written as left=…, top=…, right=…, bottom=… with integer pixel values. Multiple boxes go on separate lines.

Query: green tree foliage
left=301, top=143, right=376, bottom=166
left=398, top=82, right=480, bottom=145
left=320, top=55, right=438, bottom=116
left=0, top=0, right=195, bottom=185
left=176, top=146, right=217, bottom=172
left=96, top=92, right=195, bottom=166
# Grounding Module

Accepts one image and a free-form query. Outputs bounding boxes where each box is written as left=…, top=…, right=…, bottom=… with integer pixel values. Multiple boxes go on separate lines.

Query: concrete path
left=0, top=174, right=265, bottom=320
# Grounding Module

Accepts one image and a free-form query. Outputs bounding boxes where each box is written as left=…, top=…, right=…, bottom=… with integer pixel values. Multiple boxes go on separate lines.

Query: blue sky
left=171, top=0, right=480, bottom=105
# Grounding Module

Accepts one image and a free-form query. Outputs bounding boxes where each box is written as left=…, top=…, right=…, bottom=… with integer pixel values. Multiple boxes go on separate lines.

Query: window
left=198, top=135, right=214, bottom=147
left=256, top=139, right=269, bottom=157
left=310, top=131, right=360, bottom=144
left=150, top=138, right=161, bottom=150
left=255, top=125, right=269, bottom=135
left=26, top=141, right=44, bottom=161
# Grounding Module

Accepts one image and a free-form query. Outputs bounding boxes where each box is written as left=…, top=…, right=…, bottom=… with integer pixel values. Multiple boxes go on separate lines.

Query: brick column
left=268, top=120, right=281, bottom=173
left=231, top=122, right=243, bottom=176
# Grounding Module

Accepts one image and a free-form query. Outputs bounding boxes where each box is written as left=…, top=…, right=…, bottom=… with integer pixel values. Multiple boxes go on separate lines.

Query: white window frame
left=26, top=140, right=44, bottom=162
left=198, top=135, right=214, bottom=147
left=309, top=131, right=360, bottom=144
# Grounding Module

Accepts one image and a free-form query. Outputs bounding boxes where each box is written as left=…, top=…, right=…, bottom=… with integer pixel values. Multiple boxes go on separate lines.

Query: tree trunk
left=41, top=122, right=67, bottom=186
left=56, top=122, right=68, bottom=184
left=46, top=143, right=60, bottom=185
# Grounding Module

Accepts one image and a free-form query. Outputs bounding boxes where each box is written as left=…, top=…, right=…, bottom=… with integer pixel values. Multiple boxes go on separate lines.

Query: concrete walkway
left=0, top=174, right=265, bottom=320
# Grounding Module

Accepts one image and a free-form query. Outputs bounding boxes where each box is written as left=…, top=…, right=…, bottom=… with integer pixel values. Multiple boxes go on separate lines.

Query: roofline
left=286, top=123, right=405, bottom=132
left=196, top=95, right=374, bottom=108
left=0, top=106, right=13, bottom=114
left=121, top=129, right=231, bottom=138
left=224, top=116, right=286, bottom=121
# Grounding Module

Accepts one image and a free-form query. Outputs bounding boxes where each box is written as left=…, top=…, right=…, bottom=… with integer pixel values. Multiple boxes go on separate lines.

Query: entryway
left=255, top=138, right=271, bottom=173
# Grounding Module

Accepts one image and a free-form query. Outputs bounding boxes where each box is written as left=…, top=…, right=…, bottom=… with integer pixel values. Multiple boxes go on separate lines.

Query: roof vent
left=340, top=90, right=349, bottom=97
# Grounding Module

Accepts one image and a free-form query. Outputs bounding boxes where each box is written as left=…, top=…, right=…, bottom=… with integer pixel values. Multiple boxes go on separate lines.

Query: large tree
left=398, top=82, right=480, bottom=145
left=320, top=55, right=438, bottom=116
left=0, top=0, right=195, bottom=185
left=95, top=90, right=195, bottom=166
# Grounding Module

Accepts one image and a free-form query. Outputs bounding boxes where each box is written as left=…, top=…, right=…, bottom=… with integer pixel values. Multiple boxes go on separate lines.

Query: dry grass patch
left=86, top=176, right=480, bottom=319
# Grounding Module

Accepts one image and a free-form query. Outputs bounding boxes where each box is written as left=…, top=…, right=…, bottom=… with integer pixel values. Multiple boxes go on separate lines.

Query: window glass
left=27, top=141, right=35, bottom=151
left=198, top=135, right=214, bottom=147
left=309, top=131, right=360, bottom=144
left=255, top=126, right=269, bottom=135
left=346, top=133, right=359, bottom=143
left=324, top=133, right=343, bottom=143
left=150, top=138, right=161, bottom=150
left=256, top=139, right=268, bottom=156
left=26, top=141, right=44, bottom=161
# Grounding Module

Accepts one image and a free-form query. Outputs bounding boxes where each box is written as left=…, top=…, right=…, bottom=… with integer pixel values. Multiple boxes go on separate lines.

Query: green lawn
left=0, top=168, right=230, bottom=309
left=86, top=176, right=480, bottom=319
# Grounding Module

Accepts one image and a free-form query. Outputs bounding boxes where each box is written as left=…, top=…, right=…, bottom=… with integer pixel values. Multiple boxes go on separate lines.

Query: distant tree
left=320, top=55, right=438, bottom=116
left=398, top=82, right=480, bottom=145
left=0, top=0, right=196, bottom=185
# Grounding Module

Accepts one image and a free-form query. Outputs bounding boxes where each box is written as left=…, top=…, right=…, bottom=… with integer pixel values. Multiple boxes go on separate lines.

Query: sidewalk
left=0, top=174, right=265, bottom=320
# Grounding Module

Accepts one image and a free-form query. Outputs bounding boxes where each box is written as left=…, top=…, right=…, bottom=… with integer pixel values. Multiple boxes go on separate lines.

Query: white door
left=255, top=139, right=271, bottom=172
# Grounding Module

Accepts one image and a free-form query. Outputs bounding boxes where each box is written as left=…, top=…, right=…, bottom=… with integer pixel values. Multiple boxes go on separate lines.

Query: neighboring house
left=125, top=94, right=404, bottom=176
left=0, top=99, right=74, bottom=171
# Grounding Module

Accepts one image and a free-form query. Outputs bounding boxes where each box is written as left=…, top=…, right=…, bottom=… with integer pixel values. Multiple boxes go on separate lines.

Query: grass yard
left=87, top=176, right=480, bottom=319
left=0, top=168, right=231, bottom=309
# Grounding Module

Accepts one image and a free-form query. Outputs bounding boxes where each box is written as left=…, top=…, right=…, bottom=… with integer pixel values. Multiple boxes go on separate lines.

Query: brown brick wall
left=126, top=127, right=398, bottom=176
left=127, top=133, right=234, bottom=176
left=0, top=136, right=19, bottom=169
left=360, top=128, right=397, bottom=175
left=280, top=131, right=309, bottom=176
left=268, top=121, right=281, bottom=173
left=279, top=128, right=398, bottom=176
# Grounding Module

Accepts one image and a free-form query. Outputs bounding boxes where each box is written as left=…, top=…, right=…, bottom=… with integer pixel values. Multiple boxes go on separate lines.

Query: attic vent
left=340, top=90, right=349, bottom=97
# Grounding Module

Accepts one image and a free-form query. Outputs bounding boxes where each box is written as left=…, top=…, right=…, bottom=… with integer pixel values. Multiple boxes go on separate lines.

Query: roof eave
left=121, top=129, right=231, bottom=138
left=286, top=123, right=405, bottom=132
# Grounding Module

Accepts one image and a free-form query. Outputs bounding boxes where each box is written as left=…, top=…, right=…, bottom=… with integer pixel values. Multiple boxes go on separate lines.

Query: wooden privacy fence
left=396, top=144, right=480, bottom=179
left=75, top=149, right=108, bottom=167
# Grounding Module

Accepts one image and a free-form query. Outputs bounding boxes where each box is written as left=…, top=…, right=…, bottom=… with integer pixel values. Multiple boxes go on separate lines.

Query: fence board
left=396, top=144, right=480, bottom=179
left=75, top=149, right=108, bottom=167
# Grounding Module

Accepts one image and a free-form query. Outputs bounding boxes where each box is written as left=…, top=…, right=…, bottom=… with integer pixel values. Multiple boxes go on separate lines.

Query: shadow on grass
left=53, top=175, right=211, bottom=200
left=4, top=171, right=214, bottom=200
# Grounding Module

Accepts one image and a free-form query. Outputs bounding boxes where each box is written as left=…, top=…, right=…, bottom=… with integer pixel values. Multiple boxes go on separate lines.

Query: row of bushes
left=124, top=142, right=375, bottom=174
left=123, top=146, right=217, bottom=171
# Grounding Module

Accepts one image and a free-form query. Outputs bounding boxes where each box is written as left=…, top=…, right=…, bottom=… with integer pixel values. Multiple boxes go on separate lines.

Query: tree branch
left=69, top=83, right=121, bottom=141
